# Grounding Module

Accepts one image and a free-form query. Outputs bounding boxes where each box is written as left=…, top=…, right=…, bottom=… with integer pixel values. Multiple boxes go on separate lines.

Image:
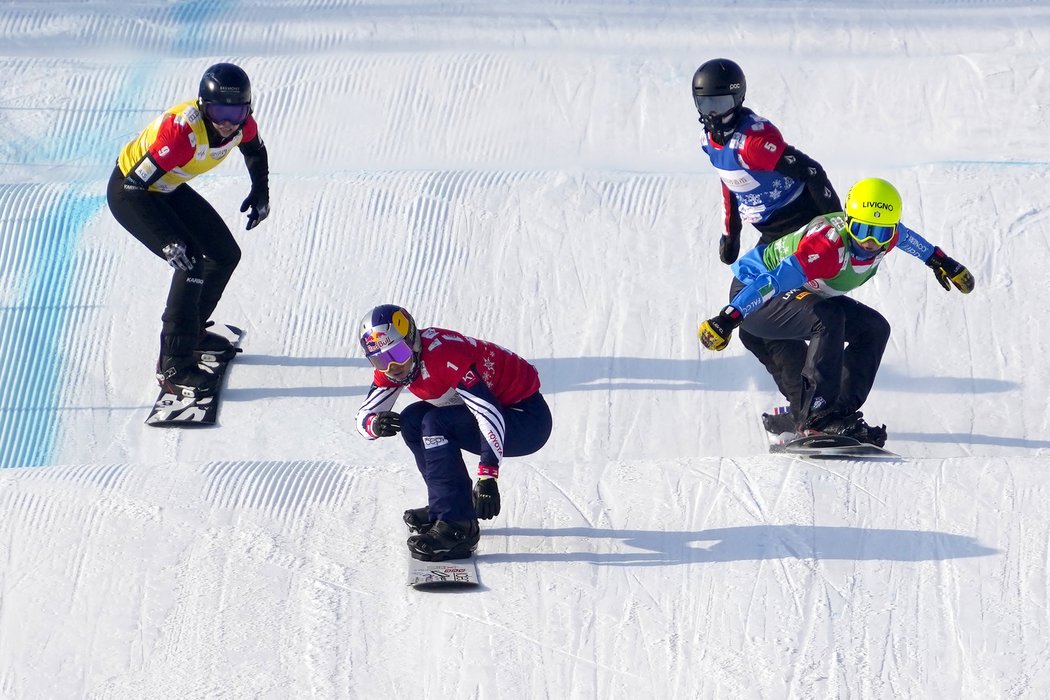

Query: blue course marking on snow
left=923, top=159, right=1050, bottom=168
left=0, top=78, right=139, bottom=468
left=0, top=190, right=105, bottom=468
left=0, top=3, right=236, bottom=467
left=172, top=0, right=233, bottom=55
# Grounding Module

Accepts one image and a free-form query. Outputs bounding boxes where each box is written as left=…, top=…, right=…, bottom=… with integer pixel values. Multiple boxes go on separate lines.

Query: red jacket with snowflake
left=355, top=327, right=541, bottom=469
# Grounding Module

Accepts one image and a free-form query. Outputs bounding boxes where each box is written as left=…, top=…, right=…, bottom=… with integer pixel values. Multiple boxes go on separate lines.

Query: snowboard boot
left=156, top=355, right=218, bottom=398
left=761, top=407, right=796, bottom=436
left=407, top=519, right=480, bottom=561
left=196, top=323, right=240, bottom=362
left=403, top=506, right=433, bottom=534
left=809, top=411, right=888, bottom=448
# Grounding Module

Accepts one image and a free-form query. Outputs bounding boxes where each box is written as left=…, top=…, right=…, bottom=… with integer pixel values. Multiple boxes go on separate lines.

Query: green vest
left=761, top=213, right=886, bottom=296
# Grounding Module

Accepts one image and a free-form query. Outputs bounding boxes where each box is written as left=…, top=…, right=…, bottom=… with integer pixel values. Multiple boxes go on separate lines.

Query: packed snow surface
left=1, top=1, right=1048, bottom=698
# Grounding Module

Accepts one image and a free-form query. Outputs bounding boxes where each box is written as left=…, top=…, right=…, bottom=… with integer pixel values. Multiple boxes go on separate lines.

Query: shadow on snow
left=223, top=353, right=1015, bottom=397
left=480, top=524, right=998, bottom=565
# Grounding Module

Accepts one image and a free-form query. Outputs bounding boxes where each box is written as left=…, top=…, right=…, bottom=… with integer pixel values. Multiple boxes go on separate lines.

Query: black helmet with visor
left=198, top=62, right=252, bottom=126
left=692, top=58, right=746, bottom=142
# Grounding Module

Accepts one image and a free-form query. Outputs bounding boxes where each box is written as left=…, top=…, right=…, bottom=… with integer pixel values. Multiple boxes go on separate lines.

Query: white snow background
left=1, top=1, right=1048, bottom=698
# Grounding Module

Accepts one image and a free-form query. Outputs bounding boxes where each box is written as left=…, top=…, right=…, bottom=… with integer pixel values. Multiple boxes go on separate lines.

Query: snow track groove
left=201, top=459, right=355, bottom=524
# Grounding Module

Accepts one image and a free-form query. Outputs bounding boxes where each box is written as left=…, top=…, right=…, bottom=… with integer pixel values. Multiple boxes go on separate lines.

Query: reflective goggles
left=366, top=338, right=415, bottom=373
left=847, top=218, right=897, bottom=246
left=693, top=93, right=737, bottom=116
left=203, top=102, right=250, bottom=125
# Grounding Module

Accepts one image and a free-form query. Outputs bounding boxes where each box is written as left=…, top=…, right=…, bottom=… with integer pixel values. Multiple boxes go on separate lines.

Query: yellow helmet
left=845, top=178, right=902, bottom=227
left=844, top=178, right=901, bottom=250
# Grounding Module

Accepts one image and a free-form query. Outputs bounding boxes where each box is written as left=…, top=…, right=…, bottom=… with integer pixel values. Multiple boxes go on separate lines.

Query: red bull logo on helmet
left=363, top=329, right=391, bottom=353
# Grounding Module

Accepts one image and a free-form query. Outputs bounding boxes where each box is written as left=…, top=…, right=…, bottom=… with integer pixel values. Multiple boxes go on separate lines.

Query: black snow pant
left=730, top=279, right=891, bottom=429
left=106, top=166, right=241, bottom=361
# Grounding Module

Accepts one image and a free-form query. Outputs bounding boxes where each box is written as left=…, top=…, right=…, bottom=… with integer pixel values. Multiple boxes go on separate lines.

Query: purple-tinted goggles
left=204, top=102, right=250, bottom=125
left=366, top=338, right=414, bottom=373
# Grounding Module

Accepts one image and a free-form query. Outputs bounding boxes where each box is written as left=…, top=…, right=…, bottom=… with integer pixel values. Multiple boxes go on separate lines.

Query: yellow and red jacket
left=117, top=99, right=260, bottom=193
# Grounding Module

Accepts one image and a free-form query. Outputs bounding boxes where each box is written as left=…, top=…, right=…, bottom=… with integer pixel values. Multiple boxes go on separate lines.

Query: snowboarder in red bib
left=698, top=178, right=975, bottom=447
left=107, top=63, right=269, bottom=398
left=355, top=305, right=552, bottom=561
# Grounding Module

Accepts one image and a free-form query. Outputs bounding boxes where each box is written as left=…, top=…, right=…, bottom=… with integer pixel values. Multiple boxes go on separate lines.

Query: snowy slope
left=1, top=1, right=1049, bottom=698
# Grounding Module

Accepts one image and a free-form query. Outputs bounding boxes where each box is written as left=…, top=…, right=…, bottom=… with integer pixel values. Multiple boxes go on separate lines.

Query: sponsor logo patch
left=134, top=161, right=156, bottom=180
left=486, top=430, right=503, bottom=455
left=423, top=435, right=448, bottom=449
left=362, top=330, right=391, bottom=353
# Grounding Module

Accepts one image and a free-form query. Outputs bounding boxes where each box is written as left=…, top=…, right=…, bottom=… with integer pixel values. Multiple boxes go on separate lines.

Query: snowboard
left=761, top=405, right=900, bottom=460
left=145, top=324, right=244, bottom=428
left=407, top=556, right=481, bottom=589
left=770, top=433, right=900, bottom=460
left=405, top=515, right=481, bottom=589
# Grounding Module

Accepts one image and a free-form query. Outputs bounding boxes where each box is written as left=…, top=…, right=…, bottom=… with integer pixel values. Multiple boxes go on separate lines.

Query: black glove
left=925, top=247, right=975, bottom=294
left=240, top=187, right=270, bottom=230
left=162, top=241, right=193, bottom=271
left=370, top=411, right=401, bottom=437
left=473, top=477, right=501, bottom=519
left=698, top=305, right=743, bottom=351
left=719, top=233, right=740, bottom=265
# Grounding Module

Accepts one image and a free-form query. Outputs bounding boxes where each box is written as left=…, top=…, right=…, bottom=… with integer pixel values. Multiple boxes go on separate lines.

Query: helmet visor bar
left=366, top=338, right=415, bottom=373
left=693, top=93, right=737, bottom=116
left=848, top=219, right=897, bottom=246
left=204, top=102, right=250, bottom=125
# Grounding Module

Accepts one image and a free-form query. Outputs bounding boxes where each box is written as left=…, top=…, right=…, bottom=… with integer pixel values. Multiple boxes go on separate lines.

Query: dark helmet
left=359, top=304, right=423, bottom=385
left=691, top=58, right=746, bottom=140
left=198, top=62, right=252, bottom=106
